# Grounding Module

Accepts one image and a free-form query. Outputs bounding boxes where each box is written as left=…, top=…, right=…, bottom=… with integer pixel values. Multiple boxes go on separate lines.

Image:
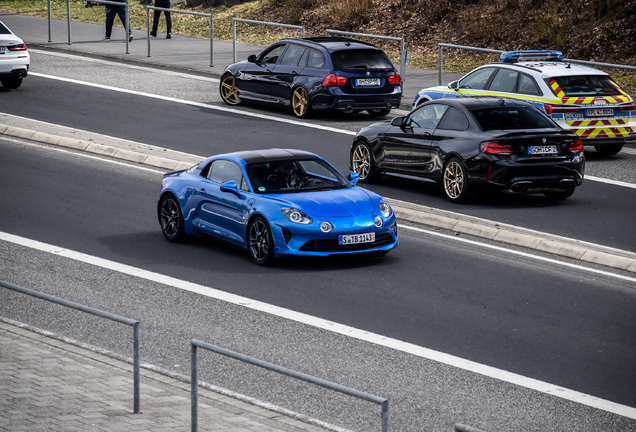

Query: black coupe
left=350, top=97, right=585, bottom=203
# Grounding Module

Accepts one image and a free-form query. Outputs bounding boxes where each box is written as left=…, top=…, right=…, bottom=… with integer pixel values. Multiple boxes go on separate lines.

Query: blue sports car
left=158, top=149, right=398, bottom=265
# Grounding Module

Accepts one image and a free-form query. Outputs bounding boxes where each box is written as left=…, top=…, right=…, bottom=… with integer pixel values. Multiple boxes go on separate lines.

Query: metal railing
left=48, top=0, right=133, bottom=53
left=190, top=339, right=389, bottom=432
left=437, top=43, right=636, bottom=86
left=147, top=7, right=213, bottom=66
left=232, top=18, right=305, bottom=63
left=0, top=280, right=141, bottom=414
left=326, top=29, right=408, bottom=94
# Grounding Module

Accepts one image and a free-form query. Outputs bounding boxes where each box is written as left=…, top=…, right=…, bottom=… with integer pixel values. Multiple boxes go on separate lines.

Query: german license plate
left=528, top=145, right=558, bottom=155
left=339, top=232, right=375, bottom=245
left=586, top=108, right=613, bottom=116
left=0, top=47, right=4, bottom=54
left=355, top=78, right=380, bottom=86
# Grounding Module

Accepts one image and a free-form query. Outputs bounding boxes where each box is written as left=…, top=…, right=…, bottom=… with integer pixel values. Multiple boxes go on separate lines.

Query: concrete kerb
left=3, top=122, right=636, bottom=275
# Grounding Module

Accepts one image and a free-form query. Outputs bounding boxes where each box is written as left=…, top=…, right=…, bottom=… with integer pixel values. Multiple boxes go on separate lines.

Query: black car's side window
left=437, top=107, right=469, bottom=131
left=207, top=160, right=247, bottom=190
left=305, top=49, right=326, bottom=69
left=279, top=44, right=307, bottom=66
left=459, top=67, right=496, bottom=90
left=260, top=44, right=286, bottom=64
left=407, top=104, right=448, bottom=129
left=489, top=68, right=519, bottom=93
left=518, top=73, right=541, bottom=95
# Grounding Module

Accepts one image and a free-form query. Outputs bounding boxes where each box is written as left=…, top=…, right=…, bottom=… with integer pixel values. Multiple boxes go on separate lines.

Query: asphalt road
left=1, top=50, right=636, bottom=431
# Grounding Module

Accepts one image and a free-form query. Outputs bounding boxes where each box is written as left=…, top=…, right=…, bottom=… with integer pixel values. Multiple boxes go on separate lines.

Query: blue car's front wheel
left=159, top=194, right=186, bottom=242
left=248, top=216, right=275, bottom=266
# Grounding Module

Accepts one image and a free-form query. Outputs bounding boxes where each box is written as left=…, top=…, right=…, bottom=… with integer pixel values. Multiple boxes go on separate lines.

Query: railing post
left=191, top=343, right=198, bottom=432
left=133, top=322, right=140, bottom=414
left=438, top=44, right=443, bottom=86
left=382, top=399, right=389, bottom=432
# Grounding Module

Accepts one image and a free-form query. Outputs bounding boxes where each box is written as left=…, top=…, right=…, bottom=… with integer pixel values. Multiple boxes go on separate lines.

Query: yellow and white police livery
left=412, top=50, right=636, bottom=155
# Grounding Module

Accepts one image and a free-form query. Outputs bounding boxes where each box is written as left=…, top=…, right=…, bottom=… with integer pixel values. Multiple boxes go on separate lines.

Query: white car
left=413, top=50, right=636, bottom=155
left=0, top=20, right=30, bottom=89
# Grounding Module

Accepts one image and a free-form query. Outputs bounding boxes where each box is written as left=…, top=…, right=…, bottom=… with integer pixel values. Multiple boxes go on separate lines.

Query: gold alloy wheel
left=352, top=143, right=371, bottom=180
left=443, top=160, right=464, bottom=200
left=292, top=87, right=309, bottom=117
left=220, top=75, right=241, bottom=105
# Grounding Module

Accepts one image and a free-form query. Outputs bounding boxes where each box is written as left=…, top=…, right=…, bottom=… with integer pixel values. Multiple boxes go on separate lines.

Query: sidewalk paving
left=0, top=318, right=339, bottom=432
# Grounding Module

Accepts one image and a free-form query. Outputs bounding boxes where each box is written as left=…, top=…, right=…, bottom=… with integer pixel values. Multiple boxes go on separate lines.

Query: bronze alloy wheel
left=220, top=74, right=241, bottom=105
left=351, top=142, right=375, bottom=182
left=291, top=86, right=311, bottom=118
left=443, top=158, right=470, bottom=202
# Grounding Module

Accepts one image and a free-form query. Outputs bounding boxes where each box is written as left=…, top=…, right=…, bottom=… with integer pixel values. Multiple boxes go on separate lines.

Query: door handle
left=421, top=132, right=431, bottom=137
left=199, top=188, right=207, bottom=195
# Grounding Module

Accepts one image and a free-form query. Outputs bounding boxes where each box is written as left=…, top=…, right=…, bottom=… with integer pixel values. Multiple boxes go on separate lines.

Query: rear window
left=472, top=107, right=555, bottom=130
left=548, top=75, right=622, bottom=97
left=0, top=23, right=11, bottom=35
left=330, top=49, right=394, bottom=70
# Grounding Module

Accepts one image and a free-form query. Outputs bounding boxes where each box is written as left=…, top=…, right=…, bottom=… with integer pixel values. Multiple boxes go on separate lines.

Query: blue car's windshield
left=246, top=158, right=351, bottom=194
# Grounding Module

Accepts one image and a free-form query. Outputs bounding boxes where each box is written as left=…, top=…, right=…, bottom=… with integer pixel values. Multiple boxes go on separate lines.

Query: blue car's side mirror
left=247, top=54, right=257, bottom=63
left=349, top=172, right=360, bottom=185
left=220, top=181, right=244, bottom=198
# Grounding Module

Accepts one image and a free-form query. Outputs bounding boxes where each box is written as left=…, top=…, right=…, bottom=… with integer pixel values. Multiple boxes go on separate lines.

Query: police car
left=412, top=50, right=636, bottom=155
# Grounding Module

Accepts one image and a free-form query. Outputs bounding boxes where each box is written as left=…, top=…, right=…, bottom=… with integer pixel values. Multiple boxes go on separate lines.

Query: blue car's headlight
left=378, top=199, right=392, bottom=218
left=282, top=207, right=313, bottom=224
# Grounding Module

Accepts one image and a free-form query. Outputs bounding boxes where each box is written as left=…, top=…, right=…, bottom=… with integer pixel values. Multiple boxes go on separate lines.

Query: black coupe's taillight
left=481, top=141, right=513, bottom=155
left=569, top=139, right=584, bottom=154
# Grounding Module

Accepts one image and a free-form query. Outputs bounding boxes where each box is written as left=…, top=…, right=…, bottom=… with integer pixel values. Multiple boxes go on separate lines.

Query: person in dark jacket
left=103, top=0, right=133, bottom=41
left=150, top=0, right=172, bottom=39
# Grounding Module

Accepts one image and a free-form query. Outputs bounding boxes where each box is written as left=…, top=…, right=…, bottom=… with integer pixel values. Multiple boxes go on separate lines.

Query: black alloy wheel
left=544, top=185, right=576, bottom=200
left=159, top=194, right=186, bottom=242
left=248, top=216, right=275, bottom=266
left=594, top=144, right=623, bottom=155
left=1, top=78, right=22, bottom=89
left=351, top=141, right=378, bottom=183
left=443, top=158, right=472, bottom=203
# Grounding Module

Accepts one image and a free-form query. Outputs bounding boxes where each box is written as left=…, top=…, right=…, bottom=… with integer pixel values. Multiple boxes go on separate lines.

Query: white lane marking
left=585, top=174, right=636, bottom=189
left=29, top=72, right=357, bottom=136
left=30, top=48, right=220, bottom=82
left=1, top=230, right=635, bottom=419
left=400, top=224, right=636, bottom=284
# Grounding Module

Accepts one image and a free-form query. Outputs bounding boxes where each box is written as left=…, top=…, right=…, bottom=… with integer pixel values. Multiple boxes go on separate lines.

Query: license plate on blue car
left=339, top=232, right=375, bottom=245
left=355, top=78, right=380, bottom=86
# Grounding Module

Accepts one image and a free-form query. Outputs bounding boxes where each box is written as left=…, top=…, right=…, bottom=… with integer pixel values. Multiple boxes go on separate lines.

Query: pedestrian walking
left=150, top=0, right=172, bottom=39
left=103, top=0, right=133, bottom=42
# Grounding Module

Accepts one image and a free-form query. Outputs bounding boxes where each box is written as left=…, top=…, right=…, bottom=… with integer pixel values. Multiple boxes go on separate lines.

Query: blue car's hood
left=271, top=187, right=375, bottom=217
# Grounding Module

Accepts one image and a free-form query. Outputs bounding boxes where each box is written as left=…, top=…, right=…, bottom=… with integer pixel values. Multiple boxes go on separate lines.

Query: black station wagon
left=219, top=37, right=402, bottom=118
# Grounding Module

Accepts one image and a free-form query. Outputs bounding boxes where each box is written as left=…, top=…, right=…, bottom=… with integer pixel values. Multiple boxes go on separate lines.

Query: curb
left=2, top=117, right=635, bottom=275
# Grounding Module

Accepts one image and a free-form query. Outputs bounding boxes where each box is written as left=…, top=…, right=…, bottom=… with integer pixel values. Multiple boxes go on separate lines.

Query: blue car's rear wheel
left=159, top=194, right=186, bottom=242
left=248, top=216, right=275, bottom=266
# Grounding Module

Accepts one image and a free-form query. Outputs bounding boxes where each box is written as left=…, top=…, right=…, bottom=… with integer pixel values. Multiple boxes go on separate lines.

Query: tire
left=367, top=108, right=391, bottom=117
left=219, top=74, right=242, bottom=106
left=351, top=140, right=378, bottom=183
left=248, top=216, right=275, bottom=266
left=544, top=185, right=576, bottom=200
left=291, top=86, right=312, bottom=118
left=594, top=144, right=623, bottom=155
left=1, top=77, right=22, bottom=89
left=443, top=158, right=472, bottom=203
left=159, top=194, right=186, bottom=242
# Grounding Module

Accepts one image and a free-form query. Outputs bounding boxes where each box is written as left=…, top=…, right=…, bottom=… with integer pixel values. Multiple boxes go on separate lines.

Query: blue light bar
left=500, top=50, right=563, bottom=62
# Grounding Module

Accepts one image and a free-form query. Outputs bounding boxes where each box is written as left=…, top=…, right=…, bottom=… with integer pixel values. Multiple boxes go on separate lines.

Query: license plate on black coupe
left=355, top=78, right=380, bottom=86
left=339, top=232, right=375, bottom=245
left=528, top=145, right=558, bottom=155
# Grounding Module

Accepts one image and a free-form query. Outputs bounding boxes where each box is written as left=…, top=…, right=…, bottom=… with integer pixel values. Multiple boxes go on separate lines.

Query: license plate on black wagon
left=339, top=232, right=375, bottom=245
left=355, top=78, right=380, bottom=86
